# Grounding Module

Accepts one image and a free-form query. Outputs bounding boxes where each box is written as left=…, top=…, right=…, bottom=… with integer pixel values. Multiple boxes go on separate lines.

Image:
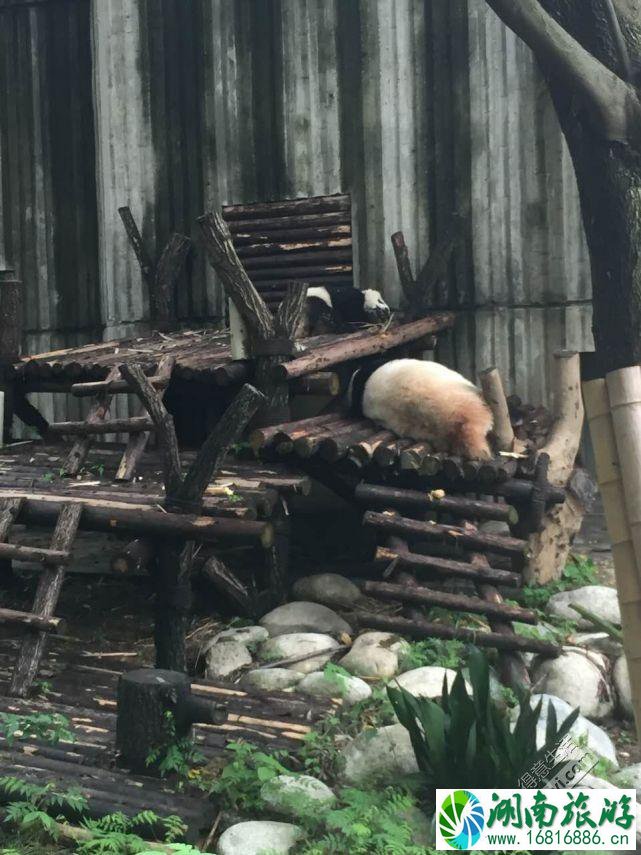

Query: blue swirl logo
left=438, top=789, right=485, bottom=849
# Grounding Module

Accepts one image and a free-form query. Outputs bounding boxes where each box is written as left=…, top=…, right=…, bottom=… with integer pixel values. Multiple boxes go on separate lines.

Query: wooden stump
left=116, top=669, right=226, bottom=773
left=525, top=352, right=585, bottom=583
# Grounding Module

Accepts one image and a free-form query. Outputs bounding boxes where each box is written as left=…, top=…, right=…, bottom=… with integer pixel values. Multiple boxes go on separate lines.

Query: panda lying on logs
left=348, top=358, right=493, bottom=460
left=298, top=285, right=391, bottom=337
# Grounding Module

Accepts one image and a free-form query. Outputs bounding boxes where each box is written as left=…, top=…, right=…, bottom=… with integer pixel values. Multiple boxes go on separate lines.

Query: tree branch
left=484, top=0, right=641, bottom=146
left=275, top=282, right=308, bottom=338
left=119, top=362, right=182, bottom=498
left=174, top=383, right=265, bottom=511
left=197, top=212, right=274, bottom=341
left=603, top=0, right=633, bottom=81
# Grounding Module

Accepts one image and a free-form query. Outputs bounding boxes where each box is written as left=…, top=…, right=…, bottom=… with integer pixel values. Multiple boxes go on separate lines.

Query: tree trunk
left=536, top=0, right=641, bottom=373
left=559, top=115, right=641, bottom=372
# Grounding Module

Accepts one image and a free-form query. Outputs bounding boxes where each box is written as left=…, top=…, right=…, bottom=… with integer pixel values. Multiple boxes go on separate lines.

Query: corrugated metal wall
left=0, top=0, right=100, bottom=423
left=0, top=0, right=593, bottom=416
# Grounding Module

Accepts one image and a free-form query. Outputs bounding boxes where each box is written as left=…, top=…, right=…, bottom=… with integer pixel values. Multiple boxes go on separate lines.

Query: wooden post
left=0, top=269, right=22, bottom=443
left=120, top=365, right=266, bottom=671
left=0, top=269, right=23, bottom=363
left=116, top=669, right=226, bottom=773
left=525, top=351, right=585, bottom=583
left=229, top=300, right=251, bottom=360
left=198, top=211, right=306, bottom=424
left=153, top=233, right=191, bottom=329
left=584, top=377, right=641, bottom=734
left=390, top=232, right=416, bottom=308
left=479, top=367, right=515, bottom=451
left=118, top=207, right=191, bottom=331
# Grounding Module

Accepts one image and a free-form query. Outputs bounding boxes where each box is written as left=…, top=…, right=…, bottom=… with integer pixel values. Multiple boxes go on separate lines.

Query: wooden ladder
left=47, top=355, right=174, bottom=482
left=0, top=498, right=83, bottom=697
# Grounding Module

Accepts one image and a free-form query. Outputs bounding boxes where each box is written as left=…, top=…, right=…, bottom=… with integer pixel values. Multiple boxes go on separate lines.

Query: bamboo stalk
left=583, top=376, right=641, bottom=734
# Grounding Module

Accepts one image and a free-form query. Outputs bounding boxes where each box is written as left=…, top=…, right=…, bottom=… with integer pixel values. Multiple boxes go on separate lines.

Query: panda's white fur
left=362, top=289, right=390, bottom=314
left=361, top=359, right=493, bottom=460
left=307, top=286, right=332, bottom=308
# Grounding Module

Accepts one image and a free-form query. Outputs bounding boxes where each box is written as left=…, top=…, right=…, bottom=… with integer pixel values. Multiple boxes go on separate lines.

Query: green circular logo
left=439, top=790, right=485, bottom=850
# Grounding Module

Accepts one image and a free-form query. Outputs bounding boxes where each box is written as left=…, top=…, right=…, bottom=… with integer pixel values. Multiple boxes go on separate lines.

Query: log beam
left=272, top=314, right=455, bottom=380
left=363, top=510, right=529, bottom=557
left=354, top=611, right=560, bottom=656
left=355, top=482, right=518, bottom=524
left=0, top=607, right=66, bottom=634
left=361, top=580, right=537, bottom=624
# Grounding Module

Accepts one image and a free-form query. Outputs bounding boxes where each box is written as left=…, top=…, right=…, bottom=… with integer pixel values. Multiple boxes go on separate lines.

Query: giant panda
left=297, top=285, right=391, bottom=337
left=348, top=358, right=493, bottom=460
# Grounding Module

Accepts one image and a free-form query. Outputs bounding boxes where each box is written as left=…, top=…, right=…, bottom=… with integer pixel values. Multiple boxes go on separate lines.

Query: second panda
left=297, top=286, right=391, bottom=337
left=349, top=358, right=493, bottom=460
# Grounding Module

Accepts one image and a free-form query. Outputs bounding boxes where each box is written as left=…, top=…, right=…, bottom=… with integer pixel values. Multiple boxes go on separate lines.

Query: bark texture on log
left=526, top=352, right=584, bottom=583
left=116, top=669, right=225, bottom=772
left=363, top=510, right=528, bottom=557
left=479, top=367, right=515, bottom=452
left=354, top=612, right=560, bottom=656
left=9, top=502, right=83, bottom=697
left=362, top=580, right=537, bottom=623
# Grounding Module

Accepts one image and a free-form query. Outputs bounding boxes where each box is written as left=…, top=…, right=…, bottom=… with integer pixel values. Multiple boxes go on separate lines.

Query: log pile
left=221, top=193, right=354, bottom=311
left=351, top=486, right=561, bottom=672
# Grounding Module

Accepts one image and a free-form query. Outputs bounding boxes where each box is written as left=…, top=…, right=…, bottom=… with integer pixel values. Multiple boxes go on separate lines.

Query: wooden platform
left=0, top=638, right=333, bottom=844
left=0, top=443, right=311, bottom=503
left=7, top=316, right=451, bottom=389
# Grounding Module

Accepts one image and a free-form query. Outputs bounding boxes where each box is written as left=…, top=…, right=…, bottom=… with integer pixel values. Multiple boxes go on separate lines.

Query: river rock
left=547, top=586, right=621, bottom=628
left=339, top=631, right=403, bottom=679
left=341, top=723, right=419, bottom=785
left=240, top=668, right=303, bottom=692
left=531, top=650, right=614, bottom=720
left=257, top=633, right=340, bottom=674
left=292, top=574, right=363, bottom=609
left=516, top=693, right=618, bottom=766
left=391, top=666, right=468, bottom=700
left=297, top=670, right=371, bottom=706
left=204, top=640, right=251, bottom=679
left=613, top=655, right=634, bottom=719
left=260, top=601, right=352, bottom=638
left=261, top=774, right=336, bottom=818
left=340, top=645, right=398, bottom=679
left=217, top=820, right=302, bottom=855
left=210, top=625, right=269, bottom=647
left=568, top=631, right=623, bottom=659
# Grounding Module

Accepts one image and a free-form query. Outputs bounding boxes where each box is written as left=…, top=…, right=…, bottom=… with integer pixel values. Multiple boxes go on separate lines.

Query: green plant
left=520, top=555, right=598, bottom=610
left=0, top=712, right=74, bottom=747
left=388, top=647, right=580, bottom=795
left=321, top=663, right=352, bottom=697
left=0, top=777, right=198, bottom=854
left=211, top=742, right=292, bottom=811
left=296, top=787, right=428, bottom=855
left=145, top=712, right=204, bottom=782
left=33, top=680, right=53, bottom=698
left=400, top=638, right=465, bottom=670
